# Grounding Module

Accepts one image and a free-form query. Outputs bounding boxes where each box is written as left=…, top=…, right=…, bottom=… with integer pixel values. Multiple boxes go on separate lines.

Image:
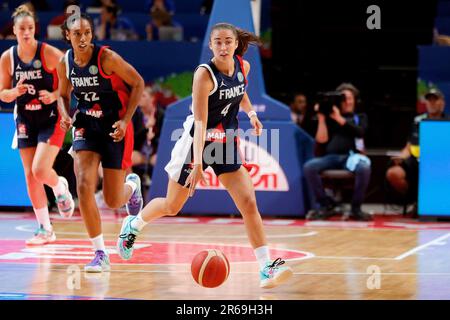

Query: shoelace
left=129, top=196, right=141, bottom=207
left=34, top=225, right=47, bottom=236
left=90, top=251, right=106, bottom=265
left=267, top=258, right=285, bottom=270
left=119, top=233, right=136, bottom=249
left=56, top=194, right=69, bottom=205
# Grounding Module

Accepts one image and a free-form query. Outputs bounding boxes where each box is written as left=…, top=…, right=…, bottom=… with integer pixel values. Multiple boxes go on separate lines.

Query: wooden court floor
left=1, top=211, right=450, bottom=300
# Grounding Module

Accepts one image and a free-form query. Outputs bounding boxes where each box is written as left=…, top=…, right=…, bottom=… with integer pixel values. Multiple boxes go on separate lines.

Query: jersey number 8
left=26, top=84, right=36, bottom=95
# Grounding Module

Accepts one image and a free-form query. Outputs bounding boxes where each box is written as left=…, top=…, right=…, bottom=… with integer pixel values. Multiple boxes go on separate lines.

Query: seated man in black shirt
left=386, top=88, right=449, bottom=204
left=303, top=83, right=372, bottom=221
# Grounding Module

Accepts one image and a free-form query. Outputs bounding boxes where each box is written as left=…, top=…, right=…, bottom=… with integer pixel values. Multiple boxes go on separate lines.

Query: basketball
left=191, top=249, right=230, bottom=288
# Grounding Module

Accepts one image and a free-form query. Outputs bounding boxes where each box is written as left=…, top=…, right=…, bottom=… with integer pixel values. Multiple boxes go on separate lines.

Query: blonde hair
left=12, top=4, right=35, bottom=24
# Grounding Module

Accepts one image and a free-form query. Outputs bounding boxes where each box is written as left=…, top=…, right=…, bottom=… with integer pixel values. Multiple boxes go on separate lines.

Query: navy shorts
left=165, top=115, right=242, bottom=187
left=72, top=114, right=133, bottom=170
left=15, top=107, right=65, bottom=149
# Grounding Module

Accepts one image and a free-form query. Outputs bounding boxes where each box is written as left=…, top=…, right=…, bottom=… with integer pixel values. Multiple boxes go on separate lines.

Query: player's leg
left=32, top=142, right=74, bottom=218
left=75, top=150, right=109, bottom=272
left=19, top=147, right=56, bottom=245
left=102, top=168, right=130, bottom=208
left=218, top=166, right=293, bottom=289
left=116, top=117, right=192, bottom=259
left=116, top=178, right=190, bottom=260
left=102, top=123, right=143, bottom=216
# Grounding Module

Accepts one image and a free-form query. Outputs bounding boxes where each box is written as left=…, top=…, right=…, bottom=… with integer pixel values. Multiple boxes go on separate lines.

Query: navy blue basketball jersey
left=192, top=55, right=248, bottom=138
left=10, top=41, right=58, bottom=112
left=65, top=44, right=130, bottom=120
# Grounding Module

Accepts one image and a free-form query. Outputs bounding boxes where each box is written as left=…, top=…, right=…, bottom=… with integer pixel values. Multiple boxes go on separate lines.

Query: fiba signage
left=197, top=139, right=289, bottom=192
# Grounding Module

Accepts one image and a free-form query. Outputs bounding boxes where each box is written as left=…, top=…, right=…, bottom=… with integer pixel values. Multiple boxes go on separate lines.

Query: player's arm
left=39, top=44, right=64, bottom=105
left=56, top=57, right=73, bottom=131
left=101, top=49, right=144, bottom=142
left=102, top=49, right=144, bottom=124
left=0, top=50, right=27, bottom=103
left=240, top=60, right=262, bottom=136
left=183, top=67, right=212, bottom=195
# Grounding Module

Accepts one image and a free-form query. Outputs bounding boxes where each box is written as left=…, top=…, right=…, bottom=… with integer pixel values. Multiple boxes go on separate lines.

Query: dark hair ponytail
left=210, top=22, right=261, bottom=56
left=61, top=11, right=95, bottom=45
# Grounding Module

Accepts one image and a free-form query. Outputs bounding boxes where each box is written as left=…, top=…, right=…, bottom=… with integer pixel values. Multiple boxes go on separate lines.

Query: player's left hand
left=110, top=120, right=127, bottom=142
left=250, top=115, right=263, bottom=136
left=38, top=90, right=56, bottom=105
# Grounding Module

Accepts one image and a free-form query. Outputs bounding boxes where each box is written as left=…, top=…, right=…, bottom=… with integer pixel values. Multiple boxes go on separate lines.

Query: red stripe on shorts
left=121, top=121, right=134, bottom=170
left=48, top=112, right=65, bottom=148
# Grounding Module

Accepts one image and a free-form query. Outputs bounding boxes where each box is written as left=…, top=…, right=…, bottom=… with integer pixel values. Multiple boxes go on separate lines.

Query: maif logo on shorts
left=74, top=128, right=85, bottom=141
left=17, top=124, right=28, bottom=139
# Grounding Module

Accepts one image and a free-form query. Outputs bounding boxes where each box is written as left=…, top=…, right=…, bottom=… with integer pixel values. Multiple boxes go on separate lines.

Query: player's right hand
left=60, top=115, right=72, bottom=131
left=184, top=164, right=207, bottom=197
left=14, top=78, right=28, bottom=97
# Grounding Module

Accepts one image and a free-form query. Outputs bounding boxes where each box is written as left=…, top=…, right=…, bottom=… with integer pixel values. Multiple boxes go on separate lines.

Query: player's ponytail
left=210, top=23, right=261, bottom=56
left=235, top=28, right=260, bottom=56
left=12, top=4, right=35, bottom=24
left=61, top=11, right=95, bottom=45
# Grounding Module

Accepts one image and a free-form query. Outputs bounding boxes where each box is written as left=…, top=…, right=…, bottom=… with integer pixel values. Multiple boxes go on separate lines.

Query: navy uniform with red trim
left=65, top=44, right=133, bottom=169
left=165, top=55, right=248, bottom=186
left=10, top=41, right=65, bottom=149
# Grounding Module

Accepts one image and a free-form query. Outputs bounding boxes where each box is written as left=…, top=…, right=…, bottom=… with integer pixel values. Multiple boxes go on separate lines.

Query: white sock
left=130, top=212, right=147, bottom=231
left=125, top=180, right=137, bottom=194
left=52, top=176, right=66, bottom=196
left=254, top=245, right=271, bottom=269
left=90, top=234, right=106, bottom=253
left=34, top=207, right=52, bottom=231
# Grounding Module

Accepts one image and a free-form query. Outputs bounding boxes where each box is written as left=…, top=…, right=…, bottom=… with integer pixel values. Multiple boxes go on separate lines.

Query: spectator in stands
left=95, top=2, right=138, bottom=40
left=303, top=83, right=372, bottom=221
left=132, top=87, right=165, bottom=195
left=386, top=88, right=449, bottom=205
left=0, top=2, right=40, bottom=40
left=146, top=0, right=175, bottom=15
left=47, top=0, right=80, bottom=40
left=434, top=28, right=450, bottom=46
left=290, top=92, right=308, bottom=127
left=200, top=0, right=214, bottom=15
left=89, top=0, right=117, bottom=9
left=30, top=0, right=50, bottom=11
left=145, top=4, right=182, bottom=41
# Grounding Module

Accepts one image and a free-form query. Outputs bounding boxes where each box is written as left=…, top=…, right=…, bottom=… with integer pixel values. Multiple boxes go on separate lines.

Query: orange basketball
left=191, top=249, right=230, bottom=288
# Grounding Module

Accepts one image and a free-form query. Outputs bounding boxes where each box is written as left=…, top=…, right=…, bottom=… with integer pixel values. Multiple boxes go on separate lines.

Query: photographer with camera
left=303, top=83, right=372, bottom=221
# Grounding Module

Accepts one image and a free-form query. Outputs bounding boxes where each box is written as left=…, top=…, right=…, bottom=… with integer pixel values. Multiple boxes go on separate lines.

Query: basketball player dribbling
left=0, top=5, right=75, bottom=246
left=57, top=12, right=144, bottom=272
left=117, top=23, right=293, bottom=289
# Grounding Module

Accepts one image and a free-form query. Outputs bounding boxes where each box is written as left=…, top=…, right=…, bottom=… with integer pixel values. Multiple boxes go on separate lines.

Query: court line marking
left=8, top=217, right=450, bottom=232
left=0, top=237, right=315, bottom=265
left=14, top=224, right=318, bottom=239
left=313, top=255, right=396, bottom=261
left=394, top=232, right=450, bottom=260
left=2, top=264, right=450, bottom=276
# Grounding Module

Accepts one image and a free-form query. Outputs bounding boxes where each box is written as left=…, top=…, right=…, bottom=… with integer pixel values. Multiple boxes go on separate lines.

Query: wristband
left=247, top=110, right=257, bottom=119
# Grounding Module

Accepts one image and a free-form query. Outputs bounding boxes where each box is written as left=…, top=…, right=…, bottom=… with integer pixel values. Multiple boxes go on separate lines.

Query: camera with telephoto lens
left=316, top=91, right=346, bottom=115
